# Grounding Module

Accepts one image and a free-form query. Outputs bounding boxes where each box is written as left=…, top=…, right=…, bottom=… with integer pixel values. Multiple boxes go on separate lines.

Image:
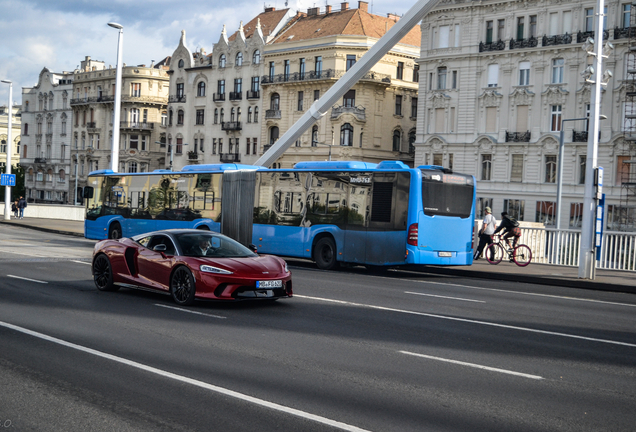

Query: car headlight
left=284, top=261, right=289, bottom=273
left=200, top=265, right=233, bottom=274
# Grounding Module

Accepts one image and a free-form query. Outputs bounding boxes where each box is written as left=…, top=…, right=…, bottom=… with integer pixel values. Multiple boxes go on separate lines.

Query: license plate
left=256, top=280, right=283, bottom=288
left=438, top=251, right=452, bottom=257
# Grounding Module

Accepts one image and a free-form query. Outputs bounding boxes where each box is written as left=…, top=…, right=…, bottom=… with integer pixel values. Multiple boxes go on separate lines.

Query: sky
left=0, top=0, right=412, bottom=106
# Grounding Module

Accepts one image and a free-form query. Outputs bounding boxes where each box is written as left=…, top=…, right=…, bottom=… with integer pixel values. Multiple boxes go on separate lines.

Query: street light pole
left=557, top=117, right=587, bottom=230
left=108, top=22, right=124, bottom=173
left=1, top=79, right=13, bottom=220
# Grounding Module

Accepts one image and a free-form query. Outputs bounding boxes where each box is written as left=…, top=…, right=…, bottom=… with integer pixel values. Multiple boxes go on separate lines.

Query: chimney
left=387, top=13, right=400, bottom=21
left=308, top=7, right=319, bottom=15
left=358, top=1, right=368, bottom=12
left=326, top=5, right=332, bottom=13
left=264, top=6, right=276, bottom=12
left=341, top=2, right=349, bottom=11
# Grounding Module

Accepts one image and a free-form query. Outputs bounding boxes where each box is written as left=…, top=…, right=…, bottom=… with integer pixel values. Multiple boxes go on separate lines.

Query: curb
left=0, top=221, right=85, bottom=238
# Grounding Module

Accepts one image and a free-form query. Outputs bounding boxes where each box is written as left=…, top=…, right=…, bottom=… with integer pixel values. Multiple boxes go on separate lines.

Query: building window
left=128, top=162, right=137, bottom=173
left=311, top=126, right=318, bottom=146
left=486, top=20, right=493, bottom=43
left=220, top=108, right=224, bottom=123
left=297, top=91, right=304, bottom=111
left=437, top=67, right=447, bottom=89
left=397, top=62, right=404, bottom=80
left=269, top=62, right=275, bottom=80
left=392, top=130, right=401, bottom=151
left=545, top=155, right=557, bottom=183
left=516, top=17, right=524, bottom=40
left=395, top=95, right=403, bottom=116
left=481, top=154, right=492, bottom=180
left=503, top=199, right=525, bottom=221
left=178, top=59, right=184, bottom=68
left=230, top=107, right=235, bottom=122
left=413, top=64, right=419, bottom=82
left=196, top=109, right=204, bottom=125
left=585, top=8, right=594, bottom=32
left=510, top=154, right=524, bottom=182
left=315, top=56, right=322, bottom=74
left=131, top=83, right=141, bottom=97
left=217, top=80, right=225, bottom=95
left=176, top=137, right=183, bottom=154
left=477, top=198, right=494, bottom=218
left=536, top=201, right=556, bottom=225
left=433, top=154, right=443, bottom=166
left=617, top=155, right=631, bottom=185
left=529, top=15, right=537, bottom=37
left=253, top=138, right=257, bottom=155
left=284, top=60, right=290, bottom=80
left=234, top=78, right=242, bottom=94
left=270, top=93, right=280, bottom=110
left=497, top=19, right=505, bottom=40
left=411, top=97, right=418, bottom=118
left=176, top=83, right=184, bottom=98
left=254, top=107, right=259, bottom=123
left=551, top=105, right=562, bottom=132
left=579, top=155, right=587, bottom=184
left=519, top=61, right=530, bottom=86
left=623, top=4, right=631, bottom=28
left=214, top=108, right=218, bottom=124
left=452, top=70, right=458, bottom=89
left=247, top=107, right=252, bottom=123
left=343, top=90, right=355, bottom=108
left=219, top=54, right=226, bottom=68
left=487, top=64, right=499, bottom=87
left=253, top=50, right=260, bottom=64
left=341, top=123, right=354, bottom=146
left=197, top=81, right=206, bottom=97
left=346, top=55, right=356, bottom=71
left=269, top=126, right=279, bottom=145
left=176, top=109, right=184, bottom=125
left=314, top=90, right=320, bottom=101
left=251, top=76, right=260, bottom=92
left=235, top=52, right=243, bottom=66
left=552, top=58, right=564, bottom=84
left=299, top=58, right=306, bottom=77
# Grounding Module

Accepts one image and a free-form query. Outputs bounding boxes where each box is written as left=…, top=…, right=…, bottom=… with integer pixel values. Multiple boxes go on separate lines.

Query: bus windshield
left=421, top=170, right=474, bottom=218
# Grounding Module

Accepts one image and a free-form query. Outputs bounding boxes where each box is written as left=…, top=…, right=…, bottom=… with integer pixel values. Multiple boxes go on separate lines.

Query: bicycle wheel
left=513, top=244, right=532, bottom=267
left=485, top=243, right=504, bottom=265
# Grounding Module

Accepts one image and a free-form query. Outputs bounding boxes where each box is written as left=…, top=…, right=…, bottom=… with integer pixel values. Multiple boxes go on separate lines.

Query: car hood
left=188, top=255, right=287, bottom=277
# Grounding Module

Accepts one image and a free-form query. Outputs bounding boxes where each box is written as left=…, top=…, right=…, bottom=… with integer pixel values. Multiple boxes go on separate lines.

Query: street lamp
left=1, top=79, right=13, bottom=220
left=311, top=127, right=335, bottom=161
left=108, top=22, right=124, bottom=172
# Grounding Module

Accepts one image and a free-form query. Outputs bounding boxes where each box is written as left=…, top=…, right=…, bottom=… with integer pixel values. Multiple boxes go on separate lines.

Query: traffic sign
left=0, top=174, right=16, bottom=187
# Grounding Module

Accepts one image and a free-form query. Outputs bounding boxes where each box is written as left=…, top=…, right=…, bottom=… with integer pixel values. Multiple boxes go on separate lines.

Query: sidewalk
left=1, top=217, right=634, bottom=294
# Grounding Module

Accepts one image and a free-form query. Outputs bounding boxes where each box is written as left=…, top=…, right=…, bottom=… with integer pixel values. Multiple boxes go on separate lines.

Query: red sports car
left=91, top=229, right=292, bottom=305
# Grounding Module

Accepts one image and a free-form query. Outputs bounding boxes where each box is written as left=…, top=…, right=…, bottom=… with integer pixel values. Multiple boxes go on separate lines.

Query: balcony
left=246, top=90, right=260, bottom=99
left=229, top=92, right=242, bottom=101
left=213, top=93, right=225, bottom=102
left=261, top=69, right=391, bottom=85
left=542, top=33, right=572, bottom=46
left=577, top=30, right=609, bottom=43
left=265, top=109, right=281, bottom=119
left=221, top=121, right=242, bottom=131
left=614, top=26, right=636, bottom=39
left=509, top=36, right=538, bottom=49
left=187, top=151, right=199, bottom=160
left=505, top=131, right=531, bottom=142
left=34, top=157, right=47, bottom=163
left=572, top=130, right=600, bottom=142
left=168, top=95, right=186, bottom=103
left=479, top=40, right=505, bottom=52
left=120, top=121, right=154, bottom=130
left=86, top=122, right=96, bottom=128
left=331, top=105, right=366, bottom=122
left=220, top=153, right=240, bottom=163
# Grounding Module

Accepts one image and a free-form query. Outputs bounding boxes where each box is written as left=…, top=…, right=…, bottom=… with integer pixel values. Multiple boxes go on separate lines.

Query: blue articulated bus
left=84, top=160, right=476, bottom=269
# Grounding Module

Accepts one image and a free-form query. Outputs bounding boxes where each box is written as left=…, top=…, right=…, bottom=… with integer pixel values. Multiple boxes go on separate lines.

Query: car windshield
left=176, top=233, right=257, bottom=258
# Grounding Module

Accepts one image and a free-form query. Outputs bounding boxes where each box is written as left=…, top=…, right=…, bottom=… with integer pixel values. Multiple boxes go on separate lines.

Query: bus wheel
left=108, top=222, right=122, bottom=239
left=314, top=237, right=339, bottom=270
left=196, top=225, right=210, bottom=230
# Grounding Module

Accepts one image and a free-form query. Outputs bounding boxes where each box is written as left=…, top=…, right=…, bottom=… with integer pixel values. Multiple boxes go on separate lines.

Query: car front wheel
left=93, top=254, right=119, bottom=292
left=170, top=266, right=196, bottom=306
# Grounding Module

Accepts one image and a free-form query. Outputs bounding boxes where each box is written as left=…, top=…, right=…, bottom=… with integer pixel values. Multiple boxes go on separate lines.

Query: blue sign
left=0, top=174, right=16, bottom=187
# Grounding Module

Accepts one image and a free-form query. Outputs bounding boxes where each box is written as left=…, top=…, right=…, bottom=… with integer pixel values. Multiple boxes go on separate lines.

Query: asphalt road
left=0, top=225, right=635, bottom=431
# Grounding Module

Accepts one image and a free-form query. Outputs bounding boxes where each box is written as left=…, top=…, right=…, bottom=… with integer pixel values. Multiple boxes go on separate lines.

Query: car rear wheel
left=93, top=254, right=119, bottom=292
left=108, top=222, right=122, bottom=239
left=314, top=237, right=339, bottom=270
left=170, top=266, right=196, bottom=306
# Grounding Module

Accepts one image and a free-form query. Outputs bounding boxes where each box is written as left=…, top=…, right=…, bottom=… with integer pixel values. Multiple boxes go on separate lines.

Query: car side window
left=137, top=236, right=152, bottom=248
left=147, top=235, right=176, bottom=255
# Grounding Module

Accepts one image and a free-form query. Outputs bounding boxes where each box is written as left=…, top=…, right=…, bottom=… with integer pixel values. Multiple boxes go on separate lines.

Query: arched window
left=340, top=123, right=353, bottom=146
left=269, top=126, right=280, bottom=145
left=219, top=54, right=226, bottom=68
left=247, top=107, right=252, bottom=123
left=231, top=107, right=235, bottom=122
left=169, top=109, right=173, bottom=126
left=214, top=108, right=219, bottom=124
left=235, top=52, right=243, bottom=66
left=0, top=140, right=5, bottom=153
left=237, top=107, right=241, bottom=122
left=220, top=108, right=224, bottom=123
left=254, top=107, right=259, bottom=123
left=177, top=110, right=184, bottom=125
left=22, top=144, right=27, bottom=158
left=253, top=50, right=261, bottom=64
left=128, top=161, right=138, bottom=173
left=392, top=130, right=401, bottom=152
left=311, top=126, right=318, bottom=147
left=24, top=123, right=28, bottom=135
left=58, top=169, right=65, bottom=181
left=270, top=93, right=280, bottom=110
left=197, top=81, right=206, bottom=97
left=408, top=129, right=416, bottom=153
left=178, top=59, right=184, bottom=68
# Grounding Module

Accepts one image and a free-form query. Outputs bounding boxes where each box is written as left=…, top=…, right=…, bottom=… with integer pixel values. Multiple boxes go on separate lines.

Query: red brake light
left=407, top=223, right=418, bottom=246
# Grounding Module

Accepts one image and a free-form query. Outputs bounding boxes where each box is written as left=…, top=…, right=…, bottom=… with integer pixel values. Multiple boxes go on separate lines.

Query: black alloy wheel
left=93, top=254, right=119, bottom=291
left=314, top=237, right=339, bottom=270
left=170, top=266, right=196, bottom=306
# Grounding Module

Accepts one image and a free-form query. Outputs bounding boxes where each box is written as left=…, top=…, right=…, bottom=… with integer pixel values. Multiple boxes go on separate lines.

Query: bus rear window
left=421, top=171, right=473, bottom=218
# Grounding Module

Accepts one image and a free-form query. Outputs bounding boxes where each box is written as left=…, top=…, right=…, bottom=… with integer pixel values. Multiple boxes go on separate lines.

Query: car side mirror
left=153, top=244, right=167, bottom=252
left=248, top=244, right=258, bottom=253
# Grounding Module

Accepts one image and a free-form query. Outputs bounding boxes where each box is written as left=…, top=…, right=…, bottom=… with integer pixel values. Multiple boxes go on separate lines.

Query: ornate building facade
left=70, top=56, right=169, bottom=201
left=21, top=68, right=72, bottom=203
left=261, top=1, right=421, bottom=167
left=417, top=0, right=636, bottom=230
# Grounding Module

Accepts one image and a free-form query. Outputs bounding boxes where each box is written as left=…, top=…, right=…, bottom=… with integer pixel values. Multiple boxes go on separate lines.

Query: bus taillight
left=407, top=223, right=418, bottom=246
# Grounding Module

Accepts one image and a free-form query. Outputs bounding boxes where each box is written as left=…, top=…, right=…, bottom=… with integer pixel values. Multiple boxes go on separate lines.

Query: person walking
left=11, top=200, right=18, bottom=218
left=17, top=196, right=26, bottom=219
left=474, top=206, right=497, bottom=260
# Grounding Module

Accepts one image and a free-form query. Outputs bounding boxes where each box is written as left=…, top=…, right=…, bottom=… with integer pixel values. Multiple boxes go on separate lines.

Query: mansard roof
left=228, top=8, right=291, bottom=41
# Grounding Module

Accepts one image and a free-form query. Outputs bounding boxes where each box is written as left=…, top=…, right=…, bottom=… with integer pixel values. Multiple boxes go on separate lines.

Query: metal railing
left=261, top=69, right=391, bottom=85
left=265, top=109, right=281, bottom=119
left=505, top=131, right=531, bottom=142
left=220, top=153, right=240, bottom=163
left=542, top=33, right=572, bottom=46
left=221, top=121, right=242, bottom=131
left=229, top=92, right=242, bottom=101
left=509, top=37, right=538, bottom=49
left=169, top=95, right=186, bottom=103
left=246, top=90, right=260, bottom=99
left=508, top=227, right=636, bottom=271
left=120, top=121, right=154, bottom=130
left=479, top=40, right=505, bottom=52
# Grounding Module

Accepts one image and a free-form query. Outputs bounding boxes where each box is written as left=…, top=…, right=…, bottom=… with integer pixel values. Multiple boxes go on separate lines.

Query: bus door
left=365, top=173, right=410, bottom=265
left=342, top=174, right=372, bottom=264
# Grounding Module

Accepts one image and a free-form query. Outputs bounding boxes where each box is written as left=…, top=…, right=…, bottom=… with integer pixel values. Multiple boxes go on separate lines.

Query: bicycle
left=484, top=235, right=532, bottom=267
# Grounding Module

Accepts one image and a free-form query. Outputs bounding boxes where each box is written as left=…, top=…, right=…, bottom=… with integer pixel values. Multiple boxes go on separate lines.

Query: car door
left=136, top=234, right=176, bottom=291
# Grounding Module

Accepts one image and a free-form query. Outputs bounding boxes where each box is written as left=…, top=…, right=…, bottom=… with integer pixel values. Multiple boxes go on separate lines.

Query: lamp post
left=311, top=127, right=335, bottom=161
left=556, top=117, right=588, bottom=230
left=1, top=79, right=13, bottom=220
left=108, top=22, right=124, bottom=173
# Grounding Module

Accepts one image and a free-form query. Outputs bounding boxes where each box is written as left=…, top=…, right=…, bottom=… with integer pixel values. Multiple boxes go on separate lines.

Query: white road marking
left=71, top=260, right=92, bottom=265
left=0, top=249, right=52, bottom=258
left=405, top=291, right=485, bottom=303
left=7, top=275, right=48, bottom=284
left=400, top=351, right=543, bottom=380
left=295, top=295, right=636, bottom=348
left=155, top=304, right=226, bottom=319
left=0, top=320, right=371, bottom=432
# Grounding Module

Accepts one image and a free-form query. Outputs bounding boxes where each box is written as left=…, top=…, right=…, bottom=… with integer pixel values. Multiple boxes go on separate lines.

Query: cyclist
left=494, top=212, right=521, bottom=253
left=474, top=207, right=496, bottom=260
